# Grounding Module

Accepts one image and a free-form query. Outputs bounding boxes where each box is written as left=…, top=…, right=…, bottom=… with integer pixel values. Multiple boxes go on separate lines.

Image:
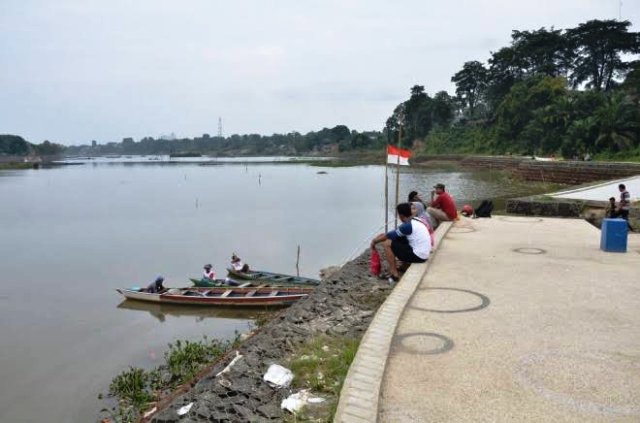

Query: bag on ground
left=370, top=248, right=381, bottom=276
left=475, top=200, right=494, bottom=218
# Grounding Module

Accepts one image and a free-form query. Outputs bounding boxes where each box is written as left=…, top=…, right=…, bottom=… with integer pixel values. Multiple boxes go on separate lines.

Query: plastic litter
left=142, top=406, right=157, bottom=419
left=281, top=390, right=326, bottom=413
left=215, top=351, right=243, bottom=377
left=263, top=364, right=294, bottom=388
left=177, top=402, right=193, bottom=416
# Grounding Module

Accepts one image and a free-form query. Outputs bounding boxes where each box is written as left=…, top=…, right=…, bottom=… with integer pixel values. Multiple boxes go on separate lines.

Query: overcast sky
left=1, top=0, right=638, bottom=145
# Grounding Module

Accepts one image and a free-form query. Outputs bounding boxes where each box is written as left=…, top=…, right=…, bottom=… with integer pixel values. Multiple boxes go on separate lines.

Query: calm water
left=0, top=158, right=541, bottom=422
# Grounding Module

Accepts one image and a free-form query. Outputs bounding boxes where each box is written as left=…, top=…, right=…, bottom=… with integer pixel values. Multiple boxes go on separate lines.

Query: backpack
left=475, top=200, right=493, bottom=218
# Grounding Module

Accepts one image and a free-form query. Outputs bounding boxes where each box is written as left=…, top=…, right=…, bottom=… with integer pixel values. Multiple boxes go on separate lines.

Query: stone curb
left=334, top=221, right=454, bottom=423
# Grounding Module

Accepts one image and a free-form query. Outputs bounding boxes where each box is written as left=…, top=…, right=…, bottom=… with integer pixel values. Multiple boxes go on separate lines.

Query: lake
left=0, top=157, right=545, bottom=422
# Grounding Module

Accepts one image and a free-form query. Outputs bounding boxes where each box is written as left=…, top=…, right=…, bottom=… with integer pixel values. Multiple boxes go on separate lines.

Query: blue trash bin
left=600, top=218, right=628, bottom=253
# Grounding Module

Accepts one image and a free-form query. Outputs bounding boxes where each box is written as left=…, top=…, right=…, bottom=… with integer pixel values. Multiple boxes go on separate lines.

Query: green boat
left=226, top=268, right=320, bottom=286
left=189, top=278, right=241, bottom=288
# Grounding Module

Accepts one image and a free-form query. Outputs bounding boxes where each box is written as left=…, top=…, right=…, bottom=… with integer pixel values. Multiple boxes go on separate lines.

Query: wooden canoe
left=226, top=268, right=320, bottom=285
left=116, top=286, right=313, bottom=307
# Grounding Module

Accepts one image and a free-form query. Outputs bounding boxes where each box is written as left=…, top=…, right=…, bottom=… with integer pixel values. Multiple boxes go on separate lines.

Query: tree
left=566, top=19, right=640, bottom=91
left=35, top=140, right=64, bottom=156
left=451, top=61, right=487, bottom=117
left=431, top=91, right=455, bottom=127
left=593, top=92, right=640, bottom=151
left=494, top=76, right=568, bottom=153
left=510, top=27, right=571, bottom=77
left=0, top=134, right=31, bottom=155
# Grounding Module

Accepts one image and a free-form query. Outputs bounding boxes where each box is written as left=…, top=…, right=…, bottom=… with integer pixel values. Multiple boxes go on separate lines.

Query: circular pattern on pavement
left=412, top=287, right=490, bottom=313
left=513, top=247, right=547, bottom=255
left=394, top=332, right=454, bottom=355
left=514, top=350, right=640, bottom=417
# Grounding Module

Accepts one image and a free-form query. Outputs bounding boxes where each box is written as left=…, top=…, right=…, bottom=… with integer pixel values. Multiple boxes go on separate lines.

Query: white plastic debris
left=177, top=402, right=194, bottom=416
left=215, top=351, right=243, bottom=377
left=142, top=406, right=157, bottom=419
left=281, top=390, right=326, bottom=413
left=263, top=364, right=294, bottom=388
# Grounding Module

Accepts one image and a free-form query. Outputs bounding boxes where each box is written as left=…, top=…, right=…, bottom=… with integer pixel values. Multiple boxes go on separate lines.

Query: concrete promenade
left=337, top=216, right=640, bottom=422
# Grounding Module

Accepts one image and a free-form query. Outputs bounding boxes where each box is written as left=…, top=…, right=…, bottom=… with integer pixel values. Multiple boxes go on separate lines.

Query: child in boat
left=203, top=264, right=216, bottom=280
left=231, top=253, right=250, bottom=273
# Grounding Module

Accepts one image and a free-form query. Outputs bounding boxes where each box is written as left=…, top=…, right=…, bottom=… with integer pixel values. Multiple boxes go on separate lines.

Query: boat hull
left=116, top=286, right=312, bottom=307
left=226, top=268, right=320, bottom=285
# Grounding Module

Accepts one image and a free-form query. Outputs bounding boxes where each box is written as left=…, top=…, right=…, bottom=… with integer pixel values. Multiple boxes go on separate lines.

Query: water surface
left=0, top=158, right=542, bottom=421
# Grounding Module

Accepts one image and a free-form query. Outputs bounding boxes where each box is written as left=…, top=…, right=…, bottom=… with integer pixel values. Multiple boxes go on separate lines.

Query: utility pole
left=217, top=117, right=223, bottom=138
left=619, top=0, right=623, bottom=20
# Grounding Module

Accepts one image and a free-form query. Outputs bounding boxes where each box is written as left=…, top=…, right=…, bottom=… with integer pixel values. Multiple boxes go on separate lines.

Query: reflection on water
left=117, top=300, right=279, bottom=323
left=0, top=160, right=549, bottom=422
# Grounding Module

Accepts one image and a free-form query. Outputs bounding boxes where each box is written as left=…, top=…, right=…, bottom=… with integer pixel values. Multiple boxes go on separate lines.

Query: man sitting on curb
left=370, top=203, right=431, bottom=285
left=427, top=183, right=458, bottom=227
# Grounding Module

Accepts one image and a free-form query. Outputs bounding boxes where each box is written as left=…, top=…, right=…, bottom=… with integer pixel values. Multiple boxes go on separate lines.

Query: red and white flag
left=387, top=145, right=411, bottom=166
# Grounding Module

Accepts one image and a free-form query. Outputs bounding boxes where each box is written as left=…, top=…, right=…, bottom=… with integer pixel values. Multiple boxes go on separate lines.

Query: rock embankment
left=149, top=252, right=390, bottom=422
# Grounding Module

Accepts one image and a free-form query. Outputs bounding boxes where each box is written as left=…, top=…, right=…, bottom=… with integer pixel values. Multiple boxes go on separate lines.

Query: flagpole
left=384, top=146, right=389, bottom=233
left=394, top=125, right=402, bottom=229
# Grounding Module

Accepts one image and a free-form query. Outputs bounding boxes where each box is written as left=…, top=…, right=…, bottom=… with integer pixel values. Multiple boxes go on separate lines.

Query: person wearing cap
left=427, top=183, right=458, bottom=226
left=145, top=276, right=165, bottom=293
left=231, top=254, right=250, bottom=273
left=203, top=264, right=216, bottom=280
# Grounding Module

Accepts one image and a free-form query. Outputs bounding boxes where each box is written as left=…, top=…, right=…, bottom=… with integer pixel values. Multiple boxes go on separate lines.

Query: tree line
left=0, top=135, right=65, bottom=157
left=386, top=19, right=640, bottom=159
left=63, top=126, right=384, bottom=157
left=4, top=19, right=638, bottom=160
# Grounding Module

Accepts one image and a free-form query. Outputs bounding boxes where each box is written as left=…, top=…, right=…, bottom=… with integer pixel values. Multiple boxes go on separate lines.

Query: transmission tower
left=217, top=117, right=223, bottom=138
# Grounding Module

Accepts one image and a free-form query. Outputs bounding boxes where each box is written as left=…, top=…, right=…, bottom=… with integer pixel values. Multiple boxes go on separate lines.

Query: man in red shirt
left=427, top=183, right=457, bottom=226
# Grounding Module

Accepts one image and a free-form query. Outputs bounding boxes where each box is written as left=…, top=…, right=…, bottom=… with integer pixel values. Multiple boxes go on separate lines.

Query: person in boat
left=370, top=202, right=431, bottom=285
left=231, top=254, right=250, bottom=273
left=203, top=264, right=216, bottom=280
left=145, top=276, right=166, bottom=293
left=427, top=183, right=458, bottom=227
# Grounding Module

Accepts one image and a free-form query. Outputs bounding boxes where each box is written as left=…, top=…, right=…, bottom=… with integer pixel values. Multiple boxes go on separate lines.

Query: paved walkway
left=379, top=217, right=640, bottom=422
left=551, top=175, right=640, bottom=202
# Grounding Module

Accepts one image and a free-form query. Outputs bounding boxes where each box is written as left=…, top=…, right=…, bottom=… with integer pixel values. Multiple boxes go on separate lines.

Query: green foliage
left=0, top=134, right=32, bottom=155
left=109, top=367, right=154, bottom=409
left=104, top=336, right=235, bottom=420
left=66, top=126, right=384, bottom=157
left=566, top=20, right=639, bottom=91
left=164, top=338, right=226, bottom=384
left=452, top=61, right=488, bottom=118
left=285, top=336, right=360, bottom=422
left=34, top=140, right=64, bottom=156
left=494, top=76, right=568, bottom=153
left=389, top=19, right=640, bottom=159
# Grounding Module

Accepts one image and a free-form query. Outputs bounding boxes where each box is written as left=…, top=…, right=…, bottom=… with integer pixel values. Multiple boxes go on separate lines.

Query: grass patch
left=101, top=335, right=238, bottom=422
left=0, top=162, right=34, bottom=170
left=284, top=335, right=360, bottom=422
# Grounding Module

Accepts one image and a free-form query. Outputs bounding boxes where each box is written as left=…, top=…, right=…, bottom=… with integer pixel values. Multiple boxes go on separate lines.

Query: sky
left=1, top=0, right=638, bottom=145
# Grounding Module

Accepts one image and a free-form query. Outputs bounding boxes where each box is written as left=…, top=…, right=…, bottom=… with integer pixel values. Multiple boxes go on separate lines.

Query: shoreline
left=141, top=251, right=393, bottom=422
